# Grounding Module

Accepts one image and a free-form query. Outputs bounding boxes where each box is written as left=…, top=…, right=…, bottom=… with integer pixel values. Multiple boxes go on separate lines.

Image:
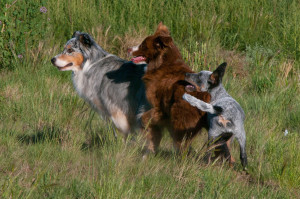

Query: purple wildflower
left=40, top=6, right=47, bottom=13
left=18, top=54, right=23, bottom=59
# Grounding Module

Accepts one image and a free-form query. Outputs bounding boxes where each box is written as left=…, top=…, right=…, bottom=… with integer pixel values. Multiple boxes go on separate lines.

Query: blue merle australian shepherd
left=51, top=31, right=149, bottom=138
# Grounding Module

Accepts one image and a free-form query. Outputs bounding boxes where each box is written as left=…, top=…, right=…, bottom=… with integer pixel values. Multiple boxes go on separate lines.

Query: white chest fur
left=72, top=60, right=92, bottom=98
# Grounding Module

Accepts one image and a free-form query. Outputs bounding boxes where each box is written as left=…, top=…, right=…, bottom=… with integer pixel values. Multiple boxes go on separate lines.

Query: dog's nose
left=51, top=57, right=56, bottom=64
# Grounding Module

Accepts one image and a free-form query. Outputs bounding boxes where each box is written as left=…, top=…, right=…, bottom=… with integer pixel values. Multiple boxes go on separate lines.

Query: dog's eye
left=141, top=43, right=147, bottom=49
left=67, top=48, right=74, bottom=53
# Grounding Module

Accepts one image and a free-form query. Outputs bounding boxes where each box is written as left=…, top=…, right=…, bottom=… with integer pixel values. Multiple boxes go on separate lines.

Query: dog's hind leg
left=216, top=133, right=235, bottom=166
left=215, top=136, right=235, bottom=167
left=206, top=132, right=233, bottom=165
left=225, top=137, right=236, bottom=166
left=110, top=108, right=132, bottom=141
left=235, top=127, right=248, bottom=170
left=204, top=134, right=217, bottom=164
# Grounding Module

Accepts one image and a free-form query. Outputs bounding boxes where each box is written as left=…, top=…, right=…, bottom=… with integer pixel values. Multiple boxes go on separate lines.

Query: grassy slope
left=0, top=0, right=300, bottom=198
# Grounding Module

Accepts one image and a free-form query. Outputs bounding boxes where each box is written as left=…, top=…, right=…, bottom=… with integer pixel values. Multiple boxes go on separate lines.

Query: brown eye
left=67, top=48, right=73, bottom=53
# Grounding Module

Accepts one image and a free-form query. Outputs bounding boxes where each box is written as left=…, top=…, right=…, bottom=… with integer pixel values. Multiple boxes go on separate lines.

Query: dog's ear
left=78, top=33, right=92, bottom=47
left=209, top=62, right=227, bottom=84
left=155, top=22, right=170, bottom=35
left=154, top=35, right=173, bottom=49
left=72, top=31, right=81, bottom=38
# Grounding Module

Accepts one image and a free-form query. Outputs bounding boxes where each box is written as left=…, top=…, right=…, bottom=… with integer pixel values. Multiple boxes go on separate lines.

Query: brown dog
left=128, top=23, right=211, bottom=154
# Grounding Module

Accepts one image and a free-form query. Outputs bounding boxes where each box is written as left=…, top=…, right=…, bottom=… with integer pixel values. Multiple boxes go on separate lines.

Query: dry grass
left=218, top=49, right=249, bottom=78
left=90, top=26, right=148, bottom=59
left=2, top=84, right=22, bottom=102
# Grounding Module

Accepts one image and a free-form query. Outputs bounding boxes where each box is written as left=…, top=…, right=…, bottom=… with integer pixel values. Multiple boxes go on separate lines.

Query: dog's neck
left=209, top=84, right=230, bottom=102
left=91, top=45, right=109, bottom=59
left=164, top=43, right=182, bottom=62
left=73, top=53, right=114, bottom=76
left=147, top=43, right=183, bottom=71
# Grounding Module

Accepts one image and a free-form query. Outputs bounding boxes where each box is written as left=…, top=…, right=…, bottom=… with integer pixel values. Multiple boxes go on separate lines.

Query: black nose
left=51, top=58, right=56, bottom=64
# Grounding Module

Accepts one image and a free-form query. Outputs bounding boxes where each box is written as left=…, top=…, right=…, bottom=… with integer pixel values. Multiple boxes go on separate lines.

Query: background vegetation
left=0, top=0, right=299, bottom=198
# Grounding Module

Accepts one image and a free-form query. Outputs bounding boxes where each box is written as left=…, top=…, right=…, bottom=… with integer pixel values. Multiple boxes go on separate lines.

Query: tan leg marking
left=226, top=137, right=236, bottom=167
left=111, top=108, right=130, bottom=134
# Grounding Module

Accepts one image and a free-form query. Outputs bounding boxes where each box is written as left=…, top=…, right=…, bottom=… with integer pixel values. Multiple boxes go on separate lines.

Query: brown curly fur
left=132, top=23, right=211, bottom=153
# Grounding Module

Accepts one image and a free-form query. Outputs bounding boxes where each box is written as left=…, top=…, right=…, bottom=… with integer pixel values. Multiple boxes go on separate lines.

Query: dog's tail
left=183, top=93, right=223, bottom=114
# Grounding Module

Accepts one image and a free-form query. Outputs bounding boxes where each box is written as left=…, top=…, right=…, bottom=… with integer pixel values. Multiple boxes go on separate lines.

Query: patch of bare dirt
left=217, top=49, right=249, bottom=78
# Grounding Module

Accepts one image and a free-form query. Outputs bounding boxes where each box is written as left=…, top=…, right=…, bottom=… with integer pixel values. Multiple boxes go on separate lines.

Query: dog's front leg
left=141, top=110, right=163, bottom=158
left=141, top=108, right=163, bottom=127
left=144, top=125, right=163, bottom=154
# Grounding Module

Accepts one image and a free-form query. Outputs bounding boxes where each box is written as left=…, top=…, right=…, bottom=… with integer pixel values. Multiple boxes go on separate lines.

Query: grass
left=0, top=0, right=300, bottom=198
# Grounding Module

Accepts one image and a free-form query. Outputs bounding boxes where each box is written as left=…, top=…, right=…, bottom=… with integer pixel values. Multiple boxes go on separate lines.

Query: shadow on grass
left=81, top=131, right=116, bottom=151
left=17, top=125, right=67, bottom=145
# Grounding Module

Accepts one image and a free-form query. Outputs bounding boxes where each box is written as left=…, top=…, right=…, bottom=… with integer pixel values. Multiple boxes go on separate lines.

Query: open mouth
left=185, top=84, right=196, bottom=92
left=57, top=62, right=73, bottom=70
left=131, top=56, right=146, bottom=64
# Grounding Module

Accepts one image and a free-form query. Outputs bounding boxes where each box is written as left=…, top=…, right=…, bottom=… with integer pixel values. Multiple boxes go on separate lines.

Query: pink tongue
left=131, top=56, right=146, bottom=63
left=185, top=85, right=195, bottom=92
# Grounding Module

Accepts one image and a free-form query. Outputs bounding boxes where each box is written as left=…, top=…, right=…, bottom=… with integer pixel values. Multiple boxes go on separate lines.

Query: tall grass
left=1, top=0, right=300, bottom=68
left=0, top=0, right=299, bottom=198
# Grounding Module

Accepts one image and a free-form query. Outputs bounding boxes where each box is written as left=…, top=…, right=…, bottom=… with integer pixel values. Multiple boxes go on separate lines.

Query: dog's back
left=209, top=96, right=245, bottom=124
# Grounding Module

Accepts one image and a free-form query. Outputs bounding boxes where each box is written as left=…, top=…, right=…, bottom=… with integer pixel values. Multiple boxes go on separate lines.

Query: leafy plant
left=0, top=0, right=48, bottom=69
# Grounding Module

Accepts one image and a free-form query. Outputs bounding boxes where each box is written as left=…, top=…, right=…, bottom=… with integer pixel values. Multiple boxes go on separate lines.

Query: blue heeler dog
left=51, top=31, right=150, bottom=139
left=183, top=62, right=247, bottom=170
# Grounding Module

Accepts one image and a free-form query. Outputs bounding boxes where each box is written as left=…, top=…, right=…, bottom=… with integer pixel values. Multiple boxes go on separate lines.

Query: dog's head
left=51, top=31, right=95, bottom=71
left=128, top=22, right=178, bottom=69
left=185, top=62, right=227, bottom=92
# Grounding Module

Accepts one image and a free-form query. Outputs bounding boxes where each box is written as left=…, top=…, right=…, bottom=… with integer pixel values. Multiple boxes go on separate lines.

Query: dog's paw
left=183, top=93, right=192, bottom=101
left=142, top=153, right=148, bottom=161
